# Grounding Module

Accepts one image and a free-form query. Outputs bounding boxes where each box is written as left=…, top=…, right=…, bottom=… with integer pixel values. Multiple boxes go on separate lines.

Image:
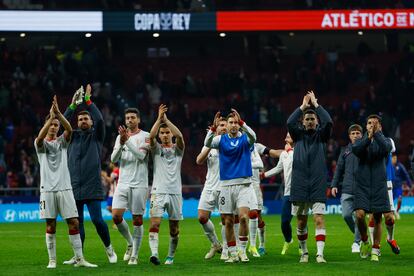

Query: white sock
left=202, top=220, right=220, bottom=246
left=132, top=225, right=144, bottom=258
left=315, top=228, right=326, bottom=256
left=368, top=226, right=374, bottom=244
left=239, top=236, right=248, bottom=254
left=297, top=228, right=308, bottom=254
left=234, top=223, right=240, bottom=247
left=258, top=225, right=265, bottom=248
left=168, top=236, right=179, bottom=258
left=116, top=219, right=133, bottom=246
left=46, top=233, right=56, bottom=260
left=149, top=232, right=159, bottom=257
left=69, top=233, right=83, bottom=259
left=221, top=224, right=228, bottom=253
left=372, top=247, right=380, bottom=256
left=249, top=218, right=258, bottom=247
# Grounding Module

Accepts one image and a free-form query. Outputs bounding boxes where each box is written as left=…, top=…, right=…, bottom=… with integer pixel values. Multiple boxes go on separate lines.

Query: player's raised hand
left=119, top=125, right=129, bottom=144
left=308, top=90, right=319, bottom=107
left=49, top=101, right=56, bottom=119
left=230, top=108, right=242, bottom=123
left=212, top=111, right=221, bottom=128
left=300, top=94, right=311, bottom=110
left=85, top=84, right=92, bottom=99
left=52, top=95, right=61, bottom=115
left=157, top=104, right=168, bottom=121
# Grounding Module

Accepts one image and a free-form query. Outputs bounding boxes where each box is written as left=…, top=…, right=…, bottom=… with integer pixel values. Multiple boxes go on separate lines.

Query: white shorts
left=219, top=184, right=255, bottom=214
left=112, top=186, right=148, bottom=215
left=251, top=182, right=263, bottom=210
left=150, top=194, right=183, bottom=220
left=292, top=202, right=326, bottom=216
left=40, top=190, right=78, bottom=220
left=198, top=189, right=220, bottom=212
left=387, top=181, right=395, bottom=212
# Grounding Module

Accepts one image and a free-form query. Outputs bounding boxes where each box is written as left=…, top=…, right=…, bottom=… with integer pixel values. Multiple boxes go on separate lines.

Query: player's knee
left=91, top=216, right=104, bottom=226
left=198, top=216, right=209, bottom=225
left=112, top=214, right=123, bottom=225
left=385, top=217, right=394, bottom=226
left=133, top=216, right=143, bottom=226
left=170, top=229, right=179, bottom=237
left=234, top=215, right=240, bottom=224
left=46, top=225, right=56, bottom=234
left=220, top=215, right=226, bottom=225
left=355, top=210, right=365, bottom=220
left=67, top=218, right=79, bottom=230
left=239, top=213, right=249, bottom=224
left=258, top=220, right=266, bottom=228
left=249, top=210, right=258, bottom=219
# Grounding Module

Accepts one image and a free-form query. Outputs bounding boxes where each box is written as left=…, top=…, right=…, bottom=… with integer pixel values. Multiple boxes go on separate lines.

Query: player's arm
left=263, top=154, right=284, bottom=178
left=110, top=135, right=123, bottom=163
left=372, top=131, right=392, bottom=158
left=232, top=108, right=256, bottom=145
left=204, top=130, right=221, bottom=149
left=399, top=163, right=413, bottom=187
left=256, top=142, right=283, bottom=158
left=52, top=95, right=72, bottom=142
left=351, top=133, right=370, bottom=158
left=196, top=146, right=211, bottom=165
left=84, top=84, right=105, bottom=143
left=35, top=104, right=55, bottom=148
left=63, top=86, right=83, bottom=120
left=331, top=148, right=345, bottom=197
left=163, top=114, right=185, bottom=151
left=149, top=104, right=167, bottom=148
left=308, top=91, right=333, bottom=141
left=125, top=139, right=149, bottom=161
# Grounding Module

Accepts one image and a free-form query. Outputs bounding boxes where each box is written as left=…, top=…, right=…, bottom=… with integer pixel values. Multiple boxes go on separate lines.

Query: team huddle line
left=35, top=87, right=400, bottom=268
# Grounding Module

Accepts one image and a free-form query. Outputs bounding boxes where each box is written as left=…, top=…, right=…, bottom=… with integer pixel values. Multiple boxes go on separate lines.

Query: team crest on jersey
left=230, top=141, right=239, bottom=147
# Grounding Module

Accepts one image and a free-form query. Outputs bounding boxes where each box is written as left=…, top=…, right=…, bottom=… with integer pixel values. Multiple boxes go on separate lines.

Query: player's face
left=47, top=119, right=60, bottom=137
left=77, top=114, right=93, bottom=130
left=392, top=155, right=397, bottom=166
left=227, top=117, right=240, bottom=136
left=216, top=120, right=227, bottom=135
left=284, top=133, right=293, bottom=146
left=125, top=112, right=140, bottom=130
left=158, top=127, right=173, bottom=145
left=302, top=113, right=318, bottom=130
left=366, top=118, right=381, bottom=132
left=349, top=130, right=362, bottom=144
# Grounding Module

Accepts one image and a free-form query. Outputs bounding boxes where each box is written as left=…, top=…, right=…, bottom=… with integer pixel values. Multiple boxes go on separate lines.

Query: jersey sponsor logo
left=230, top=141, right=239, bottom=147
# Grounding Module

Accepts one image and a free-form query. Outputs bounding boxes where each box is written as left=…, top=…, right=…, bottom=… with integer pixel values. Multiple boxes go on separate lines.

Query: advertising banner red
left=217, top=9, right=414, bottom=31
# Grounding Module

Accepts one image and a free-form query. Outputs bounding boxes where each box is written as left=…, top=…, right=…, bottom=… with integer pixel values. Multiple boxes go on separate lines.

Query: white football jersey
left=35, top=135, right=72, bottom=192
left=203, top=147, right=220, bottom=191
left=111, top=130, right=150, bottom=188
left=151, top=143, right=183, bottom=195
left=265, top=149, right=293, bottom=196
left=250, top=143, right=265, bottom=183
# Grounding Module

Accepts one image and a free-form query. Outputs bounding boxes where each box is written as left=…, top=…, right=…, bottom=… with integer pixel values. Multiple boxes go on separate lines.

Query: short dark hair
left=45, top=114, right=59, bottom=123
left=348, top=124, right=363, bottom=134
left=77, top=110, right=91, bottom=119
left=159, top=123, right=169, bottom=129
left=226, top=113, right=236, bottom=121
left=125, top=108, right=140, bottom=117
left=303, top=108, right=317, bottom=116
left=367, top=114, right=382, bottom=123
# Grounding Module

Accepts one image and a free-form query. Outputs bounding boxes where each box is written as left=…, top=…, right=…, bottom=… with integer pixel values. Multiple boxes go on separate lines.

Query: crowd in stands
left=1, top=36, right=414, bottom=198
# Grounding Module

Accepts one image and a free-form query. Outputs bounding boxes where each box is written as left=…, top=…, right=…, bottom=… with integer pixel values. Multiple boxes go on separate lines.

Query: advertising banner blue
left=1, top=197, right=413, bottom=223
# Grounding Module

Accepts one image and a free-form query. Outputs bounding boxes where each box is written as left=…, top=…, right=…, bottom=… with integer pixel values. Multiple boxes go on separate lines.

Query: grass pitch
left=0, top=214, right=413, bottom=275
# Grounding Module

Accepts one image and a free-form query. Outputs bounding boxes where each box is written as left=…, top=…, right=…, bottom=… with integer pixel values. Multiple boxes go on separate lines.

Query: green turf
left=0, top=215, right=413, bottom=275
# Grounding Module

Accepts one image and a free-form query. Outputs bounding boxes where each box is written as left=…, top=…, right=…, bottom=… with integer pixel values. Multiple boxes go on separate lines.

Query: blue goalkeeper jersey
left=219, top=133, right=252, bottom=180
